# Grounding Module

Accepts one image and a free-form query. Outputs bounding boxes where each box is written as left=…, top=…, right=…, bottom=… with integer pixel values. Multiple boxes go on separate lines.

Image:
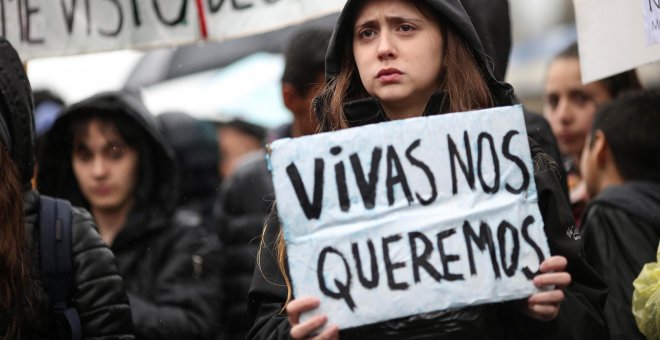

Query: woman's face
left=352, top=0, right=443, bottom=119
left=72, top=119, right=139, bottom=213
left=543, top=57, right=612, bottom=163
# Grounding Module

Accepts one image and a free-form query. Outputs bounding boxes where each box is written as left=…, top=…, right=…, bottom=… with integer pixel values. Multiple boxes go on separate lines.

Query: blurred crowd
left=1, top=0, right=660, bottom=339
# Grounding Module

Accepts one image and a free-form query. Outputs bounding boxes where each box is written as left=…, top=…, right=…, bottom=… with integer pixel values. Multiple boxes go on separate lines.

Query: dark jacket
left=582, top=181, right=660, bottom=340
left=214, top=150, right=273, bottom=340
left=247, top=0, right=607, bottom=339
left=1, top=191, right=136, bottom=339
left=0, top=37, right=134, bottom=339
left=39, top=92, right=223, bottom=340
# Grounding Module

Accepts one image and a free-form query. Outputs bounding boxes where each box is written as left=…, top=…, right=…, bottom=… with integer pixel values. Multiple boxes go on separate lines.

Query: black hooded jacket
left=582, top=181, right=660, bottom=340
left=0, top=38, right=134, bottom=339
left=38, top=92, right=222, bottom=340
left=247, top=1, right=607, bottom=339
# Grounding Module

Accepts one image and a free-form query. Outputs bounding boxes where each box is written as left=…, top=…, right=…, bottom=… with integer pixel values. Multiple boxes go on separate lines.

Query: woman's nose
left=556, top=99, right=573, bottom=125
left=91, top=158, right=108, bottom=178
left=377, top=32, right=397, bottom=60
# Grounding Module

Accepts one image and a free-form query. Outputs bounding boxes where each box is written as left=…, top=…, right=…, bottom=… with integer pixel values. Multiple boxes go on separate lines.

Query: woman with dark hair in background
left=543, top=42, right=643, bottom=224
left=0, top=38, right=134, bottom=339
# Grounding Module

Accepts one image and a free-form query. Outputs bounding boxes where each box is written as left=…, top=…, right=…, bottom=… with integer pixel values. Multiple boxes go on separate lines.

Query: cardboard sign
left=574, top=0, right=660, bottom=83
left=0, top=0, right=346, bottom=60
left=269, top=105, right=551, bottom=330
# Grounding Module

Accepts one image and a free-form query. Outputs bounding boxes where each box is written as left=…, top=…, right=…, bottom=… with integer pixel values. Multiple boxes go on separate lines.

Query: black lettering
left=317, top=247, right=356, bottom=311
left=98, top=0, right=123, bottom=37
left=1, top=0, right=5, bottom=37
left=232, top=0, right=252, bottom=10
left=497, top=221, right=520, bottom=277
left=477, top=133, right=500, bottom=194
left=332, top=147, right=350, bottom=212
left=153, top=0, right=188, bottom=26
left=409, top=232, right=441, bottom=283
left=21, top=0, right=43, bottom=43
left=286, top=159, right=324, bottom=220
left=352, top=240, right=379, bottom=289
left=502, top=130, right=530, bottom=194
left=436, top=229, right=464, bottom=281
left=350, top=147, right=382, bottom=210
left=463, top=221, right=500, bottom=278
left=60, top=0, right=77, bottom=34
left=448, top=132, right=476, bottom=194
left=382, top=234, right=409, bottom=290
left=406, top=139, right=437, bottom=205
left=521, top=215, right=545, bottom=279
left=207, top=0, right=225, bottom=13
left=651, top=0, right=660, bottom=11
left=130, top=0, right=142, bottom=26
left=386, top=145, right=413, bottom=206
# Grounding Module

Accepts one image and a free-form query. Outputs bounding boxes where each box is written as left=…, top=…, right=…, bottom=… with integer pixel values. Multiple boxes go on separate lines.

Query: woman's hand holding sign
left=287, top=296, right=339, bottom=339
left=524, top=255, right=572, bottom=321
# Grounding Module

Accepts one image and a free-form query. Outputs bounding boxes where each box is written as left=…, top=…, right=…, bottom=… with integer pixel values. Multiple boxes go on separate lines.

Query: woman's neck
left=380, top=94, right=432, bottom=121
left=91, top=201, right=134, bottom=246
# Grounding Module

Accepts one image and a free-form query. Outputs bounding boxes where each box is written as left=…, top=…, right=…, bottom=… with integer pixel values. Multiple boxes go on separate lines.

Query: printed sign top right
left=644, top=0, right=660, bottom=45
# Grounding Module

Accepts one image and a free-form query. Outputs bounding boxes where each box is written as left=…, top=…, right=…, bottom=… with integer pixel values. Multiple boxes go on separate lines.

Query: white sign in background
left=269, top=105, right=552, bottom=330
left=1, top=0, right=347, bottom=60
left=574, top=0, right=660, bottom=83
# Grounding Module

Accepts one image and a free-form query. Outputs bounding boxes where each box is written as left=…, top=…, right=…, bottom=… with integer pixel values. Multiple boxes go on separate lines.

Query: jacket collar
left=343, top=91, right=448, bottom=128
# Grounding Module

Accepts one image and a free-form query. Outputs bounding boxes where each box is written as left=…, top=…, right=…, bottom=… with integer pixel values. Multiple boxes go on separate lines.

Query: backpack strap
left=39, top=195, right=81, bottom=340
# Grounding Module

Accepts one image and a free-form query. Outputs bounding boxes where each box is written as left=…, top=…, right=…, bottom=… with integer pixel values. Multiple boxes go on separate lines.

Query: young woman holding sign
left=248, top=0, right=608, bottom=339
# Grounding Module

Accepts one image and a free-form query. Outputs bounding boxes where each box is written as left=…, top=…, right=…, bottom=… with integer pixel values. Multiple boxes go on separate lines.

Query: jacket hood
left=324, top=0, right=514, bottom=103
left=38, top=91, right=178, bottom=218
left=155, top=111, right=219, bottom=211
left=0, top=38, right=36, bottom=190
left=592, top=181, right=660, bottom=226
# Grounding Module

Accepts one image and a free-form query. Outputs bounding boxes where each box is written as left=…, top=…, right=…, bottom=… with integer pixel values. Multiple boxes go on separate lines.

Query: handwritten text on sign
left=269, top=105, right=551, bottom=330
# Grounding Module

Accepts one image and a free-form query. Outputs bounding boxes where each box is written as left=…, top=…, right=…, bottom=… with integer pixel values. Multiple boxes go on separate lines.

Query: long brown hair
left=0, top=145, right=35, bottom=339
left=264, top=0, right=496, bottom=309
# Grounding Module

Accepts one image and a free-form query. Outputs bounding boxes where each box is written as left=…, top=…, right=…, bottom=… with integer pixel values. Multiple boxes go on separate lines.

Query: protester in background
left=213, top=27, right=332, bottom=340
left=0, top=38, right=134, bottom=340
left=38, top=91, right=222, bottom=340
left=156, top=111, right=220, bottom=223
left=217, top=119, right=265, bottom=179
left=543, top=42, right=643, bottom=224
left=248, top=0, right=608, bottom=339
left=580, top=90, right=660, bottom=340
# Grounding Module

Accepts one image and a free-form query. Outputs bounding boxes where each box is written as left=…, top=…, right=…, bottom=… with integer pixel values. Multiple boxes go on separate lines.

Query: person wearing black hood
left=38, top=91, right=222, bottom=340
left=0, top=38, right=134, bottom=339
left=580, top=90, right=660, bottom=340
left=248, top=1, right=608, bottom=339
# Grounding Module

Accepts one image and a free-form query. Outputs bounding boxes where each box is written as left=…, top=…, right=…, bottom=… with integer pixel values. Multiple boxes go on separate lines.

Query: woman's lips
left=92, top=187, right=112, bottom=195
left=377, top=68, right=402, bottom=82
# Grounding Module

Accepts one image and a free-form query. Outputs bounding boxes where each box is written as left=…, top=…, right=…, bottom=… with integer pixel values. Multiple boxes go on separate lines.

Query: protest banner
left=268, top=105, right=552, bottom=330
left=0, top=0, right=346, bottom=60
left=574, top=0, right=660, bottom=83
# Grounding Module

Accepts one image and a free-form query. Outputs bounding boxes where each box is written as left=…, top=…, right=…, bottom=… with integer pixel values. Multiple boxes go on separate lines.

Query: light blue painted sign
left=269, top=105, right=551, bottom=330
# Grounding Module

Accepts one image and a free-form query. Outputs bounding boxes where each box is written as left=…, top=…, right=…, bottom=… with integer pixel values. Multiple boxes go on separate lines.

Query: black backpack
left=39, top=196, right=81, bottom=340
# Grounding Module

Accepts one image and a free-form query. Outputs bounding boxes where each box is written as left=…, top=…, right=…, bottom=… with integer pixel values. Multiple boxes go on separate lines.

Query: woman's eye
left=358, top=29, right=376, bottom=39
left=108, top=146, right=125, bottom=160
left=399, top=24, right=415, bottom=32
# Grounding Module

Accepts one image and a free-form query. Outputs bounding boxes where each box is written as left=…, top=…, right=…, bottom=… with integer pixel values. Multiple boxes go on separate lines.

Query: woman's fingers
left=533, top=272, right=571, bottom=289
left=313, top=324, right=340, bottom=340
left=539, top=255, right=568, bottom=273
left=527, top=302, right=561, bottom=321
left=290, top=315, right=328, bottom=339
left=287, top=296, right=320, bottom=326
left=528, top=289, right=565, bottom=306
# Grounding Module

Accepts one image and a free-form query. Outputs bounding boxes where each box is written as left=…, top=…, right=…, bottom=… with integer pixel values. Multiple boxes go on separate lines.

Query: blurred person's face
left=218, top=125, right=262, bottom=178
left=543, top=57, right=612, bottom=164
left=72, top=120, right=138, bottom=213
left=352, top=0, right=444, bottom=119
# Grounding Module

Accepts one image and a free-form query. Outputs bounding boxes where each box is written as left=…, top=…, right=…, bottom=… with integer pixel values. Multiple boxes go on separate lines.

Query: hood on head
left=38, top=90, right=179, bottom=215
left=324, top=0, right=513, bottom=104
left=0, top=38, right=36, bottom=190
